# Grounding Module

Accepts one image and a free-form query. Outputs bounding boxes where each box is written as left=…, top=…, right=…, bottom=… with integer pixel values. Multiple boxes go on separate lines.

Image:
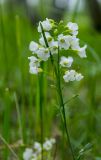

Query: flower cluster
left=28, top=18, right=87, bottom=82
left=23, top=138, right=56, bottom=160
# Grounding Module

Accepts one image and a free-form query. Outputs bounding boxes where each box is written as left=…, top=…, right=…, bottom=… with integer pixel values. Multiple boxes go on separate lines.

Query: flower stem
left=57, top=83, right=75, bottom=160
left=55, top=47, right=75, bottom=160
left=40, top=23, right=75, bottom=160
left=51, top=50, right=75, bottom=159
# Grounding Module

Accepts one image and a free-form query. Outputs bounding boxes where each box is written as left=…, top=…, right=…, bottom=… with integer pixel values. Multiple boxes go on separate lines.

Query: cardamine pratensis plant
left=28, top=18, right=87, bottom=160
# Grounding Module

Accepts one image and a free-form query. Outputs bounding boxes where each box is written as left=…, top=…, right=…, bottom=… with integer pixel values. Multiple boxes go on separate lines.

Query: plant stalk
left=55, top=47, right=75, bottom=160
left=40, top=23, right=75, bottom=160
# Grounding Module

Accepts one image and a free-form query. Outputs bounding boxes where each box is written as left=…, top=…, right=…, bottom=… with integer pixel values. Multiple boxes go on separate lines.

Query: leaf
left=77, top=143, right=93, bottom=160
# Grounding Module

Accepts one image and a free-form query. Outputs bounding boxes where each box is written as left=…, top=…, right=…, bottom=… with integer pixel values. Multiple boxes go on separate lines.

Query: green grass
left=0, top=2, right=101, bottom=160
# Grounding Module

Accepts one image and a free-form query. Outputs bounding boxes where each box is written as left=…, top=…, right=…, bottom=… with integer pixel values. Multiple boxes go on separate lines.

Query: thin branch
left=0, top=134, right=19, bottom=160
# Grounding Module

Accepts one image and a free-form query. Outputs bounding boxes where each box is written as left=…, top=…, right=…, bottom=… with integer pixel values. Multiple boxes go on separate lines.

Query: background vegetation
left=0, top=0, right=101, bottom=159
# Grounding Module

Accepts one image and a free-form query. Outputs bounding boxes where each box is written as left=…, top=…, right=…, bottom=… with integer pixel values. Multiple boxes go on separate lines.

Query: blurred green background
left=0, top=0, right=101, bottom=159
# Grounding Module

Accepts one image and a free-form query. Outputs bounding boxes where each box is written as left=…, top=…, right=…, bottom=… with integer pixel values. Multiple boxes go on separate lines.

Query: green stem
left=56, top=47, right=75, bottom=160
left=15, top=14, right=26, bottom=143
left=51, top=50, right=75, bottom=159
left=40, top=23, right=75, bottom=160
left=14, top=92, right=24, bottom=144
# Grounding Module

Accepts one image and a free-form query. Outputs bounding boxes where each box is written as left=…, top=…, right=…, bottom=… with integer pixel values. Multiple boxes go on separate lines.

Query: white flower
left=63, top=70, right=84, bottom=82
left=23, top=148, right=33, bottom=160
left=43, top=140, right=53, bottom=151
left=29, top=41, right=39, bottom=52
left=63, top=70, right=76, bottom=82
left=23, top=138, right=55, bottom=159
left=28, top=19, right=87, bottom=78
left=28, top=56, right=42, bottom=74
left=43, top=138, right=55, bottom=151
left=39, top=32, right=53, bottom=47
left=38, top=18, right=52, bottom=32
left=58, top=34, right=71, bottom=50
left=33, top=142, right=41, bottom=153
left=70, top=36, right=80, bottom=50
left=28, top=56, right=38, bottom=62
left=67, top=22, right=78, bottom=36
left=36, top=47, right=50, bottom=61
left=75, top=73, right=84, bottom=81
left=50, top=138, right=56, bottom=144
left=28, top=56, right=40, bottom=67
left=39, top=36, right=45, bottom=46
left=29, top=66, right=40, bottom=74
left=60, top=56, right=73, bottom=68
left=77, top=45, right=87, bottom=58
left=50, top=41, right=58, bottom=54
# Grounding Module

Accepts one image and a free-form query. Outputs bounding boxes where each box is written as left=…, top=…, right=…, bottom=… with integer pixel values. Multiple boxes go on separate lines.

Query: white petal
left=29, top=66, right=39, bottom=74
left=34, top=142, right=41, bottom=153
left=23, top=148, right=33, bottom=160
left=29, top=41, right=39, bottom=52
left=43, top=140, right=52, bottom=151
left=39, top=37, right=45, bottom=46
left=36, top=48, right=50, bottom=61
left=75, top=73, right=84, bottom=81
left=67, top=22, right=78, bottom=35
left=37, top=18, right=52, bottom=32
left=58, top=34, right=71, bottom=50
left=63, top=70, right=76, bottom=82
left=28, top=56, right=38, bottom=62
left=70, top=36, right=80, bottom=50
left=60, top=56, right=73, bottom=68
left=67, top=22, right=78, bottom=30
left=78, top=45, right=87, bottom=58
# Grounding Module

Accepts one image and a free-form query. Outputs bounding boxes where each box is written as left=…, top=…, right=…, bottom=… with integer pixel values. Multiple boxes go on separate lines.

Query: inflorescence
left=23, top=138, right=56, bottom=160
left=28, top=18, right=87, bottom=83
